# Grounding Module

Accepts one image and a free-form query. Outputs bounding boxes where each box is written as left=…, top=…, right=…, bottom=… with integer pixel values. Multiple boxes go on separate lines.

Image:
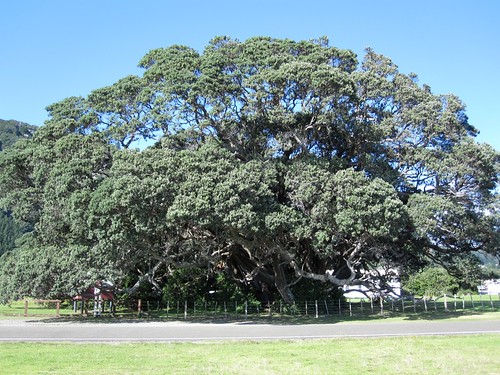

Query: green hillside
left=0, top=119, right=36, bottom=255
left=0, top=119, right=37, bottom=151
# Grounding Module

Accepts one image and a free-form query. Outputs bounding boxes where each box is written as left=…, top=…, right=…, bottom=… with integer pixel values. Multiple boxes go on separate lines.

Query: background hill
left=0, top=119, right=36, bottom=255
left=0, top=119, right=37, bottom=151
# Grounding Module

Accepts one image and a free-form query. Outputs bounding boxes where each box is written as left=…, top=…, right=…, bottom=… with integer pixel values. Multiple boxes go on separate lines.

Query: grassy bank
left=1, top=335, right=499, bottom=374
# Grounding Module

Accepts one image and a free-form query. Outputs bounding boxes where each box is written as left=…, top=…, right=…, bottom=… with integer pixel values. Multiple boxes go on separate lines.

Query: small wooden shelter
left=73, top=280, right=115, bottom=316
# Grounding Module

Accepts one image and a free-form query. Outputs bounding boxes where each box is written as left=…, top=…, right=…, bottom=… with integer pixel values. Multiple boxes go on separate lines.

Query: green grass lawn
left=1, top=298, right=499, bottom=374
left=0, top=335, right=499, bottom=374
left=0, top=299, right=74, bottom=317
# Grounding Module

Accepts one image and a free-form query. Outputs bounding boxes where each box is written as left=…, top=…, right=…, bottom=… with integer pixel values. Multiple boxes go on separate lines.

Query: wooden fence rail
left=23, top=299, right=61, bottom=317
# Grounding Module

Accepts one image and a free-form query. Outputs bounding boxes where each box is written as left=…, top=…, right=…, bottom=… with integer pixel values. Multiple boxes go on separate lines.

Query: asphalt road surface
left=1, top=319, right=499, bottom=342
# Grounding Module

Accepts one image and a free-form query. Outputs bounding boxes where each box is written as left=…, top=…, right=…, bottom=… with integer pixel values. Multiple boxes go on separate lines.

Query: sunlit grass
left=1, top=335, right=499, bottom=374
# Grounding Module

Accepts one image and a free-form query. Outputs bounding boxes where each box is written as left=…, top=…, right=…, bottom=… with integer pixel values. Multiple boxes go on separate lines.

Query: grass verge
left=0, top=335, right=499, bottom=374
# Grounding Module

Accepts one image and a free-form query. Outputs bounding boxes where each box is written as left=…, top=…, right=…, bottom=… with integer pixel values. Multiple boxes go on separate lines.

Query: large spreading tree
left=0, top=37, right=498, bottom=304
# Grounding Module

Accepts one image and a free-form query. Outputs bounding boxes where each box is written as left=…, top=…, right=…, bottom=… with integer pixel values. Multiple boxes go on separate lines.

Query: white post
left=94, top=286, right=101, bottom=317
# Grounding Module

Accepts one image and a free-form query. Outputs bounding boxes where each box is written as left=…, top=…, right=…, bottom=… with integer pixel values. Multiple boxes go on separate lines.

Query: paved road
left=1, top=319, right=499, bottom=342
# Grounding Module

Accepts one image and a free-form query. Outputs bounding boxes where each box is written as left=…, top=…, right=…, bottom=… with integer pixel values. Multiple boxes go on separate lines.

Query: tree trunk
left=272, top=254, right=295, bottom=304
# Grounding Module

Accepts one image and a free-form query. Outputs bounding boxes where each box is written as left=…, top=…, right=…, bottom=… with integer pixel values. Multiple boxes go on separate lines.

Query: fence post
left=349, top=299, right=352, bottom=316
left=315, top=300, right=318, bottom=318
left=413, top=296, right=416, bottom=313
left=470, top=294, right=474, bottom=308
left=490, top=294, right=494, bottom=310
left=371, top=297, right=374, bottom=313
left=379, top=296, right=384, bottom=315
left=324, top=300, right=329, bottom=316
left=338, top=299, right=341, bottom=316
left=56, top=300, right=60, bottom=318
left=137, top=299, right=142, bottom=317
left=305, top=301, right=308, bottom=316
left=423, top=296, right=428, bottom=312
left=24, top=300, right=28, bottom=317
left=401, top=297, right=405, bottom=313
left=184, top=301, right=187, bottom=320
left=244, top=301, right=248, bottom=319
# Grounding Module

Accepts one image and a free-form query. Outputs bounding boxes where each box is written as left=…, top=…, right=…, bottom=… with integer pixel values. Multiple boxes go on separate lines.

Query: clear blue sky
left=1, top=0, right=499, bottom=150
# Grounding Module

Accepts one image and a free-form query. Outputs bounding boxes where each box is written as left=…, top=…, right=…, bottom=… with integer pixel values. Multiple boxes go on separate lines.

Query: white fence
left=128, top=294, right=500, bottom=319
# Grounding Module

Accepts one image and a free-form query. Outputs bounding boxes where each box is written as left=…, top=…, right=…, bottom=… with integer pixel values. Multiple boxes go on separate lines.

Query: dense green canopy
left=0, top=37, right=498, bottom=303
